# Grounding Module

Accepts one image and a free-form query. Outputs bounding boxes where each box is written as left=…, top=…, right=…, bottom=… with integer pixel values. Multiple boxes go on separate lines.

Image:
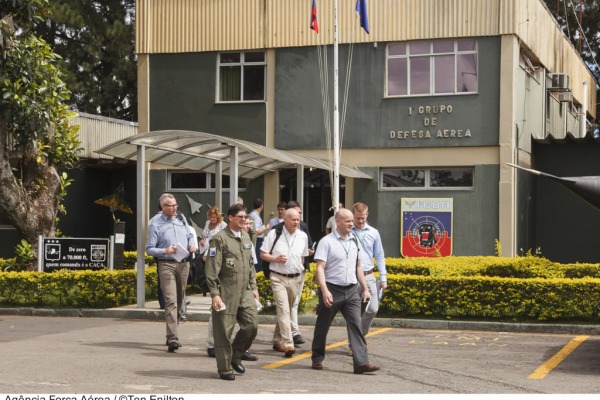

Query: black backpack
left=261, top=224, right=283, bottom=279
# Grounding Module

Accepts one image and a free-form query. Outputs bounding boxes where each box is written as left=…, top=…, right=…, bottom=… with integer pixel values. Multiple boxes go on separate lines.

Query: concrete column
left=498, top=35, right=519, bottom=257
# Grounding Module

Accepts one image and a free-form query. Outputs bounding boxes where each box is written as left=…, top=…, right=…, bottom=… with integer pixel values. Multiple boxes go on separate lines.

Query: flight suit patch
left=225, top=258, right=235, bottom=268
left=243, top=243, right=252, bottom=250
left=209, top=247, right=216, bottom=257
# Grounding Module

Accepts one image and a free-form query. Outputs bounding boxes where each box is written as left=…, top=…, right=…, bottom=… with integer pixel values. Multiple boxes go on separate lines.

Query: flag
left=310, top=0, right=319, bottom=33
left=356, top=0, right=369, bottom=34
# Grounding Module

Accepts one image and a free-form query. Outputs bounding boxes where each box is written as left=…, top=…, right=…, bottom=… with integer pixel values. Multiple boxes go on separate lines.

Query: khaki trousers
left=270, top=272, right=303, bottom=348
left=158, top=260, right=189, bottom=343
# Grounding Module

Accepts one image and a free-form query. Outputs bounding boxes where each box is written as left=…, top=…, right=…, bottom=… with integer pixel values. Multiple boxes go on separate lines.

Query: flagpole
left=332, top=0, right=340, bottom=214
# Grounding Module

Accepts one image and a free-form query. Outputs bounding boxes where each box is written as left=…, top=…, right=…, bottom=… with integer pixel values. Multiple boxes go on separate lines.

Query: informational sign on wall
left=41, top=237, right=110, bottom=271
left=400, top=198, right=453, bottom=257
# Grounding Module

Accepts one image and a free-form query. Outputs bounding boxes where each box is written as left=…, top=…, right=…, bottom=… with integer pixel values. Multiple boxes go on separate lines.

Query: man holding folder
left=146, top=193, right=197, bottom=353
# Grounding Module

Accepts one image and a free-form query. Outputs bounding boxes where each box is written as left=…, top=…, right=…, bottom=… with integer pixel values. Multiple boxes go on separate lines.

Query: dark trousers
left=254, top=237, right=264, bottom=272
left=311, top=283, right=369, bottom=367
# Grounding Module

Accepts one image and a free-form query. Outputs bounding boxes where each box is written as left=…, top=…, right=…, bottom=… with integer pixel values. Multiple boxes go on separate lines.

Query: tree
left=34, top=0, right=137, bottom=121
left=0, top=0, right=81, bottom=268
left=543, top=0, right=600, bottom=120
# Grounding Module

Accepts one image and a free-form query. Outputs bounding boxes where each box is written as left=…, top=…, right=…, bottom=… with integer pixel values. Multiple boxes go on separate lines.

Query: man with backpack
left=260, top=208, right=309, bottom=358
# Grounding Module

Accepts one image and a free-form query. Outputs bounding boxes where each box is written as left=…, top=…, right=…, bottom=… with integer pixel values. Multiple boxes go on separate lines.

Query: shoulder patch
left=209, top=247, right=216, bottom=257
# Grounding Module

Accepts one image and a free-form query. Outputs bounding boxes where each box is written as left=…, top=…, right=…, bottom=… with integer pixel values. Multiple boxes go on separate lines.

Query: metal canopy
left=96, top=129, right=371, bottom=308
left=96, top=130, right=371, bottom=179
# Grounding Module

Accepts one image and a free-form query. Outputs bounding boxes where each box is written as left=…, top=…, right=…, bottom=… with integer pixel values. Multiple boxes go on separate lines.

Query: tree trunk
left=0, top=122, right=60, bottom=270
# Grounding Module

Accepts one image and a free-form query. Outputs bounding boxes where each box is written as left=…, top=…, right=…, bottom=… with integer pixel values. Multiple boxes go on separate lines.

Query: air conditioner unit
left=556, top=92, right=573, bottom=103
left=548, top=73, right=569, bottom=91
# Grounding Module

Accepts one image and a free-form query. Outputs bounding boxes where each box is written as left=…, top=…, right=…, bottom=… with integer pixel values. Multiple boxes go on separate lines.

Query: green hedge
left=383, top=274, right=600, bottom=321
left=2, top=254, right=600, bottom=322
left=0, top=267, right=158, bottom=308
left=386, top=256, right=600, bottom=279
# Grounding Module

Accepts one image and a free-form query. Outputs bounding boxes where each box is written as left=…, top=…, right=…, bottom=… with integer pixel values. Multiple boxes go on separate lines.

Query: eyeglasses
left=234, top=214, right=248, bottom=219
left=163, top=204, right=178, bottom=208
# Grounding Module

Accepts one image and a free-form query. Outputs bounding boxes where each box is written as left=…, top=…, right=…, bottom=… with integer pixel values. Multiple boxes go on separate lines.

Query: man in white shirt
left=260, top=208, right=308, bottom=358
left=325, top=202, right=344, bottom=234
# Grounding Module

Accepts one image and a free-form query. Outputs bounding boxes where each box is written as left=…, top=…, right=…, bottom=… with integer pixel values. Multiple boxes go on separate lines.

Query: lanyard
left=337, top=236, right=352, bottom=259
left=353, top=228, right=368, bottom=251
left=283, top=229, right=297, bottom=256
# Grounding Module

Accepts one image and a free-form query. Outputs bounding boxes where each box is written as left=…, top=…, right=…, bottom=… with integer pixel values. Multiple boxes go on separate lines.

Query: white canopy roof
left=96, top=130, right=371, bottom=180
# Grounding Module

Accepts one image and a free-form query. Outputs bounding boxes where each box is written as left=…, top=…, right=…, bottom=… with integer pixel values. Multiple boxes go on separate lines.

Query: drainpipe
left=581, top=81, right=587, bottom=138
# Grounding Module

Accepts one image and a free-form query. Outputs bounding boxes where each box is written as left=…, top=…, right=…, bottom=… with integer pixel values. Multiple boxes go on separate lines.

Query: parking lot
left=1, top=315, right=599, bottom=394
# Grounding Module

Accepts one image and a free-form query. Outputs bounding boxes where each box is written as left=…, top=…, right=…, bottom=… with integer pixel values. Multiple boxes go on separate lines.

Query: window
left=381, top=167, right=474, bottom=190
left=386, top=39, right=478, bottom=97
left=168, top=171, right=247, bottom=191
left=218, top=51, right=266, bottom=102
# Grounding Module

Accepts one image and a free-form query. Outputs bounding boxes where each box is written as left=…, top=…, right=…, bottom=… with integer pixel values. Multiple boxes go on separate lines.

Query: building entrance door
left=278, top=169, right=345, bottom=242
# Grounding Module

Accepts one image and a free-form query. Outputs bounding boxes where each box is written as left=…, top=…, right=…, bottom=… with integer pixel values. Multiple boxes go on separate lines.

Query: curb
left=1, top=307, right=599, bottom=335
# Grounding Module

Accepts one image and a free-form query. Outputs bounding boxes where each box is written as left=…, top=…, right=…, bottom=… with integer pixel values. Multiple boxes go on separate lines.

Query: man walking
left=146, top=193, right=197, bottom=352
left=268, top=201, right=287, bottom=230
left=248, top=198, right=270, bottom=272
left=311, top=208, right=380, bottom=374
left=205, top=204, right=260, bottom=381
left=278, top=200, right=314, bottom=345
left=349, top=202, right=387, bottom=355
left=260, top=208, right=309, bottom=357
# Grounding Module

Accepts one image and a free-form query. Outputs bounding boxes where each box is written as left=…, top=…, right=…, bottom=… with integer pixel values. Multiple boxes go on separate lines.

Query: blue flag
left=356, top=0, right=369, bottom=34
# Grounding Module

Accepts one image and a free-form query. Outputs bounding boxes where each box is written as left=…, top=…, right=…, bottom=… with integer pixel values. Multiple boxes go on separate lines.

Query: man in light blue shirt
left=352, top=202, right=387, bottom=336
left=310, top=208, right=379, bottom=374
left=146, top=193, right=197, bottom=352
left=248, top=198, right=270, bottom=272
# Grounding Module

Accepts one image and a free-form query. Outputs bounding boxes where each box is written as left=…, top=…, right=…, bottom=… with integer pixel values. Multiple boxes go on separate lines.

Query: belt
left=270, top=270, right=301, bottom=278
left=364, top=269, right=374, bottom=276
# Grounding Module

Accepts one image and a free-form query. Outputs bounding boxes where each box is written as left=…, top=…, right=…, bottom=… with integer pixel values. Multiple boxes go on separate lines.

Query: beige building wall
left=136, top=0, right=596, bottom=120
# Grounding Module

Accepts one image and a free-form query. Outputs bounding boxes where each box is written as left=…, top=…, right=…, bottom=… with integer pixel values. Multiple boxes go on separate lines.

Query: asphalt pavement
left=1, top=294, right=600, bottom=394
left=2, top=292, right=600, bottom=335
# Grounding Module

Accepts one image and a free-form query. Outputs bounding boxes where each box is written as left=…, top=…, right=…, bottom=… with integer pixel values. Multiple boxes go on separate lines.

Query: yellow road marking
left=528, top=335, right=589, bottom=380
left=262, top=327, right=392, bottom=369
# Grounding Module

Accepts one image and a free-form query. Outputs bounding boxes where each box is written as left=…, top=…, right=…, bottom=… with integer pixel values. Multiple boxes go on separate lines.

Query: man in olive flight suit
left=205, top=203, right=260, bottom=381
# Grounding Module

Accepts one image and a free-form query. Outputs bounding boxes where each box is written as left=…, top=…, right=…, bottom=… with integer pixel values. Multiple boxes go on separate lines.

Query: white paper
left=114, top=233, right=125, bottom=244
left=172, top=242, right=190, bottom=262
left=255, top=298, right=263, bottom=312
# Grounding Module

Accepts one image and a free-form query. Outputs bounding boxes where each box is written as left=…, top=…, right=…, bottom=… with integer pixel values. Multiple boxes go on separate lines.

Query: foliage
left=383, top=274, right=600, bottom=321
left=2, top=256, right=600, bottom=322
left=34, top=0, right=137, bottom=120
left=542, top=0, right=599, bottom=119
left=0, top=0, right=82, bottom=268
left=385, top=255, right=600, bottom=279
left=14, top=240, right=34, bottom=269
left=0, top=267, right=158, bottom=308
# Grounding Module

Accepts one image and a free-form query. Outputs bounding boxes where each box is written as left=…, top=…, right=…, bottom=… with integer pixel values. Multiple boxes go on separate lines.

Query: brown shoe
left=284, top=347, right=295, bottom=358
left=354, top=363, right=380, bottom=374
left=311, top=361, right=323, bottom=370
left=272, top=342, right=285, bottom=352
left=347, top=347, right=353, bottom=356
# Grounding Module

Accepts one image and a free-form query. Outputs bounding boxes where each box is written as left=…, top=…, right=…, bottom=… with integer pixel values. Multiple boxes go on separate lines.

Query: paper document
left=172, top=242, right=190, bottom=262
